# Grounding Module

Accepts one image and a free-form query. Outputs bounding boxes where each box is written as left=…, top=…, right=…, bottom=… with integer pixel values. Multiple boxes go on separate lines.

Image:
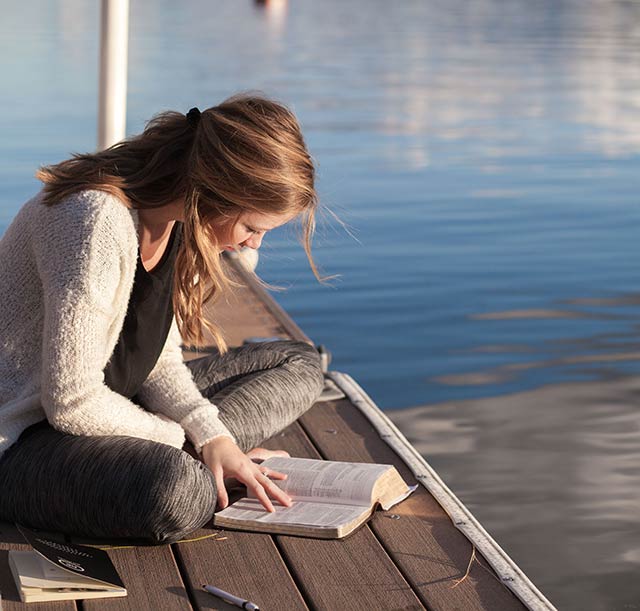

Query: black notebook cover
left=17, top=525, right=125, bottom=589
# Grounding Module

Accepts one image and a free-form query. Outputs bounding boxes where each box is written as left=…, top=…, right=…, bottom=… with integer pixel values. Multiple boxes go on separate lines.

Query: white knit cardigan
left=0, top=189, right=234, bottom=458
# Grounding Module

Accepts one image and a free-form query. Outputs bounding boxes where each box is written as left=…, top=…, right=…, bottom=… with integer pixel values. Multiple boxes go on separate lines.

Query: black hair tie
left=186, top=107, right=201, bottom=129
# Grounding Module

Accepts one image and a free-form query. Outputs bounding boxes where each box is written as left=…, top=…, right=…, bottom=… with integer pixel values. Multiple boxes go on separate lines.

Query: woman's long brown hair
left=36, top=93, right=319, bottom=351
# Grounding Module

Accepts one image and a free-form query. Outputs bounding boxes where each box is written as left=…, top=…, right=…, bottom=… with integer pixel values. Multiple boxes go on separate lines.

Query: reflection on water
left=438, top=293, right=640, bottom=387
left=1, top=1, right=640, bottom=609
left=389, top=375, right=640, bottom=611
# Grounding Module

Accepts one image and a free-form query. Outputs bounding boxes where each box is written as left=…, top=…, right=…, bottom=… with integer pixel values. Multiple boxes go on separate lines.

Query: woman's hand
left=201, top=436, right=293, bottom=512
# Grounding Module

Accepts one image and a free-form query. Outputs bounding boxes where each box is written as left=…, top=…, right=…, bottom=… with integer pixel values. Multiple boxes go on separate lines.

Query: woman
left=0, top=94, right=324, bottom=543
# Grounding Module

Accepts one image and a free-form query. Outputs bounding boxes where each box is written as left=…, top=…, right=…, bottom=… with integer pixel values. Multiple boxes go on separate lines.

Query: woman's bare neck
left=137, top=201, right=183, bottom=271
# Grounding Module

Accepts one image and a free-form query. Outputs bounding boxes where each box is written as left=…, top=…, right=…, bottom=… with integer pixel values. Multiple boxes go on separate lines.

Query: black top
left=104, top=222, right=182, bottom=398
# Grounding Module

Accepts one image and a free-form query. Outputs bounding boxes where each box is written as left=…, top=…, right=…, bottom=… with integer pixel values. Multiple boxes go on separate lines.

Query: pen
left=202, top=584, right=260, bottom=610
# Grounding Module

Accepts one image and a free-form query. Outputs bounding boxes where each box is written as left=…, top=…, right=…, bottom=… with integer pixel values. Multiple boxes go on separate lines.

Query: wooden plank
left=204, top=285, right=288, bottom=348
left=0, top=522, right=77, bottom=611
left=222, top=256, right=309, bottom=343
left=197, top=256, right=309, bottom=352
left=262, top=423, right=425, bottom=611
left=276, top=529, right=425, bottom=611
left=175, top=530, right=306, bottom=611
left=298, top=399, right=527, bottom=611
left=80, top=545, right=191, bottom=611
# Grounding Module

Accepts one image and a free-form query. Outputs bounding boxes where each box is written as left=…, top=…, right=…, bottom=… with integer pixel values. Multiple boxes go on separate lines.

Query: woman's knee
left=136, top=445, right=217, bottom=544
left=276, top=339, right=320, bottom=363
left=274, top=340, right=325, bottom=396
left=265, top=340, right=325, bottom=428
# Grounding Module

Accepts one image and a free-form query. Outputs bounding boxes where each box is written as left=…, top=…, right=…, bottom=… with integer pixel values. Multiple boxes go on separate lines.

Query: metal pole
left=97, top=0, right=129, bottom=150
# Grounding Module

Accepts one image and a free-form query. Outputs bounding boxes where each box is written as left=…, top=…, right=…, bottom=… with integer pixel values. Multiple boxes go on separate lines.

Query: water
left=1, top=1, right=639, bottom=608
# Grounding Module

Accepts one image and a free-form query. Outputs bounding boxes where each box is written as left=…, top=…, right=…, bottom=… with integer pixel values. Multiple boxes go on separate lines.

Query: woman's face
left=213, top=210, right=296, bottom=252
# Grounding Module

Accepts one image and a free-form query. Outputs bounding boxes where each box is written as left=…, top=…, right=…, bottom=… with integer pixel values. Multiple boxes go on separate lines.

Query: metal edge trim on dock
left=327, top=371, right=557, bottom=611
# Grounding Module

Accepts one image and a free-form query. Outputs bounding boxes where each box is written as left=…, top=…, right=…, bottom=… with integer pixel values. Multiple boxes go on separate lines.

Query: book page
left=257, top=457, right=391, bottom=506
left=217, top=497, right=366, bottom=528
left=381, top=484, right=419, bottom=510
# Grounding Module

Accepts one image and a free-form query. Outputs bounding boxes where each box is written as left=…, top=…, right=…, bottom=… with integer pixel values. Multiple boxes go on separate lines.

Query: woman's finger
left=248, top=480, right=275, bottom=512
left=262, top=468, right=288, bottom=481
left=213, top=466, right=229, bottom=510
left=261, top=475, right=293, bottom=507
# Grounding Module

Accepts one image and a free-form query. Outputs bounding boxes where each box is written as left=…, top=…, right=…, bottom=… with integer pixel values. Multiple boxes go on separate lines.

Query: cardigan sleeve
left=35, top=196, right=186, bottom=449
left=136, top=319, right=236, bottom=452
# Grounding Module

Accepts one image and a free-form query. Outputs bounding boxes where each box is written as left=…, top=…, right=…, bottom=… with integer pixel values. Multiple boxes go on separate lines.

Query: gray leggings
left=0, top=341, right=323, bottom=544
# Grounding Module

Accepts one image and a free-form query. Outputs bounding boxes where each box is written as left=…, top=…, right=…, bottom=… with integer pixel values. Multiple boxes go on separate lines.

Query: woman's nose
left=244, top=233, right=264, bottom=250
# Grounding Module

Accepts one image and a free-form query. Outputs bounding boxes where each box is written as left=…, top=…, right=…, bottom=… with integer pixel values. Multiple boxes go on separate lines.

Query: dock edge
left=327, top=371, right=557, bottom=611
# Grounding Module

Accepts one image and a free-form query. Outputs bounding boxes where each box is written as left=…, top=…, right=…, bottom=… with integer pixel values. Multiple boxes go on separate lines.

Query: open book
left=214, top=457, right=417, bottom=539
left=8, top=526, right=127, bottom=603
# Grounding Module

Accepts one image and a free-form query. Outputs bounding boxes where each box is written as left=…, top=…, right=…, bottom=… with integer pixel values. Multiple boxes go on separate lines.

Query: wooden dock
left=0, top=253, right=553, bottom=610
